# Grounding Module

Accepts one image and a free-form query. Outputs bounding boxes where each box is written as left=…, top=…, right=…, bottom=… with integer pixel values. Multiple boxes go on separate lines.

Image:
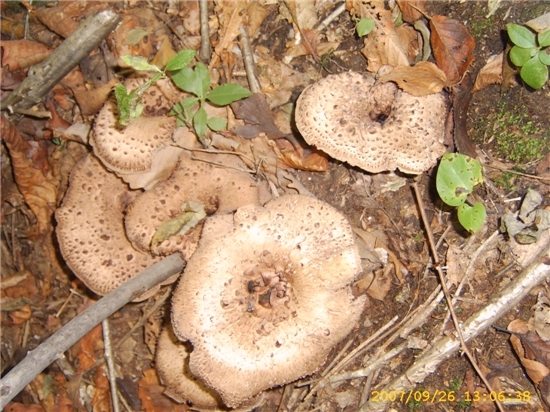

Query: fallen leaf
left=9, top=303, right=31, bottom=325
left=473, top=53, right=504, bottom=93
left=508, top=319, right=550, bottom=384
left=151, top=35, right=177, bottom=68
left=138, top=369, right=187, bottom=412
left=34, top=2, right=104, bottom=38
left=445, top=245, right=469, bottom=287
left=284, top=0, right=318, bottom=31
left=210, top=0, right=248, bottom=69
left=378, top=61, right=448, bottom=95
left=0, top=40, right=52, bottom=71
left=0, top=117, right=59, bottom=237
left=430, top=15, right=475, bottom=85
left=396, top=0, right=426, bottom=24
left=73, top=78, right=118, bottom=116
left=91, top=368, right=111, bottom=412
left=4, top=403, right=45, bottom=412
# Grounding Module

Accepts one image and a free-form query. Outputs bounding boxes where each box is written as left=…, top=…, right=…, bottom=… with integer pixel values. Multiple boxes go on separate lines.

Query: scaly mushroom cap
left=55, top=154, right=164, bottom=299
left=90, top=77, right=180, bottom=188
left=171, top=195, right=366, bottom=407
left=156, top=326, right=225, bottom=409
left=125, top=151, right=260, bottom=258
left=295, top=71, right=447, bottom=174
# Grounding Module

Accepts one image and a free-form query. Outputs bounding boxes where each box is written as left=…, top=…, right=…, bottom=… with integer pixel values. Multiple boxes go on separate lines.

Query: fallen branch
left=1, top=9, right=121, bottom=111
left=360, top=242, right=550, bottom=411
left=0, top=253, right=185, bottom=409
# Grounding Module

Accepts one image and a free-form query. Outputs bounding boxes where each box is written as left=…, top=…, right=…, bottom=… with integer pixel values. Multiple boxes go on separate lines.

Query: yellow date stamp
left=370, top=390, right=532, bottom=404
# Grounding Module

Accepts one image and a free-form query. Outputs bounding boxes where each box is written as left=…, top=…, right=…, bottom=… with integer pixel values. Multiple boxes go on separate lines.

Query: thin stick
left=239, top=24, right=261, bottom=93
left=1, top=10, right=121, bottom=110
left=484, top=164, right=550, bottom=182
left=102, top=319, right=120, bottom=412
left=199, top=0, right=211, bottom=62
left=0, top=253, right=185, bottom=409
left=315, top=2, right=347, bottom=31
left=412, top=181, right=505, bottom=412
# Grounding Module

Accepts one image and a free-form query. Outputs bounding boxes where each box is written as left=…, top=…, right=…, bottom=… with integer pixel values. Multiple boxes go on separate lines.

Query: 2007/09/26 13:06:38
left=370, top=389, right=532, bottom=404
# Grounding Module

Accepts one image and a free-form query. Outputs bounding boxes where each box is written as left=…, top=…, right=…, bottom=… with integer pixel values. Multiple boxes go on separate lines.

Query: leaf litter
left=1, top=1, right=549, bottom=411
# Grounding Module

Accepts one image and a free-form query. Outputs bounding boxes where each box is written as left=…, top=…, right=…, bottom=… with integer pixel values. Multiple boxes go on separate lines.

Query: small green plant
left=115, top=50, right=252, bottom=140
left=356, top=18, right=374, bottom=37
left=436, top=153, right=486, bottom=233
left=507, top=23, right=550, bottom=89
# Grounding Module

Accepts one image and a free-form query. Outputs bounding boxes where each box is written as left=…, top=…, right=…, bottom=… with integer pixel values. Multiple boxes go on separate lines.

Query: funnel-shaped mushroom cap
left=55, top=154, right=163, bottom=298
left=125, top=150, right=260, bottom=258
left=90, top=77, right=180, bottom=188
left=171, top=195, right=366, bottom=407
left=296, top=71, right=447, bottom=174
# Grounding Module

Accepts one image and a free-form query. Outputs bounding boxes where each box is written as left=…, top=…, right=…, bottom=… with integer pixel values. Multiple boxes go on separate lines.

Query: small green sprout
left=115, top=50, right=252, bottom=140
left=436, top=153, right=486, bottom=233
left=507, top=23, right=550, bottom=89
left=356, top=18, right=375, bottom=37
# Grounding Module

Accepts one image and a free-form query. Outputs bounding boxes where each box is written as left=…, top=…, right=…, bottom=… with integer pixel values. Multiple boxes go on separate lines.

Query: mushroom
left=124, top=149, right=260, bottom=258
left=295, top=71, right=447, bottom=174
left=90, top=76, right=183, bottom=189
left=55, top=154, right=174, bottom=300
left=171, top=195, right=366, bottom=407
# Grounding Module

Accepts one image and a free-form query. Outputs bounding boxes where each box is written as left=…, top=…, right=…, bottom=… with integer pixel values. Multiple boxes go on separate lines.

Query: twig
left=484, top=164, right=550, bottom=182
left=412, top=182, right=505, bottom=412
left=199, top=0, right=211, bottom=63
left=239, top=24, right=261, bottom=93
left=361, top=241, right=550, bottom=411
left=102, top=319, right=120, bottom=412
left=1, top=10, right=121, bottom=111
left=0, top=253, right=185, bottom=409
left=315, top=2, right=347, bottom=31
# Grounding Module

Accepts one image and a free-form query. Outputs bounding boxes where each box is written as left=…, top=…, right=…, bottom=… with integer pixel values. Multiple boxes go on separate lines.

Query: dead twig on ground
left=102, top=319, right=120, bottom=412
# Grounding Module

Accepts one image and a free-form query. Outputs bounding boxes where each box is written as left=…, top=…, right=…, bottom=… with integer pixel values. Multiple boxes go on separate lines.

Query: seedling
left=436, top=153, right=486, bottom=233
left=356, top=18, right=375, bottom=37
left=115, top=50, right=252, bottom=140
left=507, top=23, right=550, bottom=89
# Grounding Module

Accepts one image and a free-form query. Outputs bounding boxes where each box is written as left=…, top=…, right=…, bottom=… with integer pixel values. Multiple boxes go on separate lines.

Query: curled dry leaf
left=0, top=40, right=52, bottom=71
left=430, top=15, right=475, bottom=85
left=378, top=61, right=449, bottom=95
left=0, top=117, right=59, bottom=237
left=396, top=0, right=426, bottom=24
left=34, top=2, right=105, bottom=38
left=472, top=53, right=504, bottom=93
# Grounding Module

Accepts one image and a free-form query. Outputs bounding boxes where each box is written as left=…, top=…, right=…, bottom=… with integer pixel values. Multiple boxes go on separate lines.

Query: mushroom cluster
left=169, top=195, right=366, bottom=407
left=295, top=71, right=447, bottom=174
left=56, top=77, right=260, bottom=299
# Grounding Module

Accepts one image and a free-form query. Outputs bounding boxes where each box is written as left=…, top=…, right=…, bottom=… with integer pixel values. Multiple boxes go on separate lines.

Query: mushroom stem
left=0, top=253, right=185, bottom=410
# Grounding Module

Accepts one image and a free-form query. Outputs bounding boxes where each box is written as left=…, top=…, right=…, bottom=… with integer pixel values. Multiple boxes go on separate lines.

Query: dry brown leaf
left=284, top=0, right=318, bottom=30
left=0, top=117, right=59, bottom=237
left=8, top=303, right=32, bottom=325
left=138, top=369, right=188, bottom=412
left=472, top=53, right=503, bottom=93
left=34, top=2, right=105, bottom=38
left=360, top=4, right=410, bottom=72
left=91, top=368, right=111, bottom=412
left=396, top=0, right=426, bottom=24
left=210, top=0, right=247, bottom=69
left=508, top=319, right=550, bottom=385
left=246, top=1, right=270, bottom=39
left=378, top=61, right=448, bottom=95
left=444, top=245, right=469, bottom=287
left=4, top=403, right=45, bottom=412
left=430, top=15, right=475, bottom=85
left=395, top=24, right=421, bottom=64
left=151, top=35, right=177, bottom=68
left=74, top=323, right=103, bottom=373
left=357, top=270, right=392, bottom=301
left=73, top=78, right=118, bottom=116
left=0, top=40, right=52, bottom=71
left=269, top=138, right=328, bottom=172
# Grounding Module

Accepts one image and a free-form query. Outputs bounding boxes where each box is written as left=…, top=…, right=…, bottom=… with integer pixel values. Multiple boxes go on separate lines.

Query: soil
left=1, top=1, right=549, bottom=412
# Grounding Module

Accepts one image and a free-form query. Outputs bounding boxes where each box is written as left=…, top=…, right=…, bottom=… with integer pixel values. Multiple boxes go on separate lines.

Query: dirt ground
left=1, top=1, right=550, bottom=412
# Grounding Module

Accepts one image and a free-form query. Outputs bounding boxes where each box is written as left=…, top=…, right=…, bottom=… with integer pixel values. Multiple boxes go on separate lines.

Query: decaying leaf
left=430, top=15, right=475, bottom=85
left=0, top=117, right=59, bottom=237
left=445, top=244, right=469, bottom=287
left=138, top=369, right=187, bottom=412
left=396, top=0, right=426, bottom=24
left=473, top=53, right=504, bottom=93
left=0, top=40, right=52, bottom=71
left=210, top=0, right=248, bottom=68
left=8, top=303, right=32, bottom=325
left=151, top=201, right=207, bottom=248
left=377, top=61, right=448, bottom=95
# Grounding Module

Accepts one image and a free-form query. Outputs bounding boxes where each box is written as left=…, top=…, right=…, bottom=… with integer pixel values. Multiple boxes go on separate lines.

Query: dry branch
left=0, top=253, right=185, bottom=409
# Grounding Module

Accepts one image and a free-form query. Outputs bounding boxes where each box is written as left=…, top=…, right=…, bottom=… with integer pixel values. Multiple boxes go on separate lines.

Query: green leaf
left=170, top=64, right=210, bottom=99
left=165, top=50, right=196, bottom=71
left=520, top=56, right=549, bottom=89
left=121, top=55, right=161, bottom=72
left=125, top=27, right=152, bottom=45
left=510, top=45, right=534, bottom=67
left=181, top=96, right=200, bottom=111
left=357, top=18, right=375, bottom=37
left=206, top=83, right=252, bottom=106
left=538, top=48, right=550, bottom=65
left=170, top=67, right=196, bottom=94
left=436, top=153, right=483, bottom=207
left=207, top=116, right=227, bottom=131
left=193, top=106, right=208, bottom=138
left=458, top=203, right=486, bottom=233
left=538, top=30, right=550, bottom=47
left=507, top=24, right=537, bottom=48
left=194, top=62, right=211, bottom=99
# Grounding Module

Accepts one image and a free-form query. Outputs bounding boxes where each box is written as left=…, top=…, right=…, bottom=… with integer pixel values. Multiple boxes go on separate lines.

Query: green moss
left=473, top=101, right=549, bottom=164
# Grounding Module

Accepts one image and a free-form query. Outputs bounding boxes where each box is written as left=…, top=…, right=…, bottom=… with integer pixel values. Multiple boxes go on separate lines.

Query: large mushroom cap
left=55, top=154, right=164, bottom=299
left=90, top=77, right=181, bottom=189
left=295, top=71, right=447, bottom=174
left=171, top=195, right=366, bottom=407
left=125, top=150, right=260, bottom=258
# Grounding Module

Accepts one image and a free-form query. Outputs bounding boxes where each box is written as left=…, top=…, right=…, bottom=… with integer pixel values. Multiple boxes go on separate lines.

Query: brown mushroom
left=90, top=76, right=182, bottom=189
left=171, top=195, right=366, bottom=407
left=295, top=71, right=447, bottom=174
left=55, top=154, right=173, bottom=299
left=125, top=149, right=260, bottom=258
